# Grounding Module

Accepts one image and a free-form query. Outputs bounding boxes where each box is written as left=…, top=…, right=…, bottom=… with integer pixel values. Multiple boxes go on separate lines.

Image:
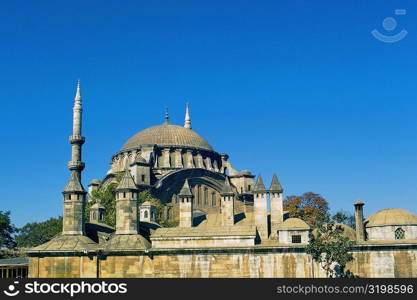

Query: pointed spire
left=253, top=175, right=267, bottom=192
left=63, top=172, right=85, bottom=193
left=269, top=174, right=283, bottom=193
left=221, top=177, right=234, bottom=195
left=179, top=179, right=193, bottom=197
left=75, top=79, right=81, bottom=103
left=116, top=169, right=138, bottom=191
left=164, top=107, right=169, bottom=124
left=184, top=103, right=192, bottom=129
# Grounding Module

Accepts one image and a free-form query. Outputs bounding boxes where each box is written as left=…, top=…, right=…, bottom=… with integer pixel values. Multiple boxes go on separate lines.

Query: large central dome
left=121, top=124, right=213, bottom=151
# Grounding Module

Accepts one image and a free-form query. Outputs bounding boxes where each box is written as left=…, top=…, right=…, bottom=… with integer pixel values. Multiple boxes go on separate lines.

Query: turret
left=115, top=169, right=139, bottom=234
left=130, top=153, right=151, bottom=186
left=178, top=179, right=194, bottom=227
left=269, top=174, right=283, bottom=239
left=220, top=177, right=235, bottom=226
left=354, top=201, right=365, bottom=242
left=253, top=175, right=268, bottom=240
left=62, top=172, right=86, bottom=235
left=62, top=81, right=87, bottom=235
left=139, top=201, right=156, bottom=223
left=90, top=200, right=105, bottom=224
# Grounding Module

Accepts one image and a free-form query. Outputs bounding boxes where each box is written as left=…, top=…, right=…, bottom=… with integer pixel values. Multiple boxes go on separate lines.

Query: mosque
left=27, top=82, right=417, bottom=278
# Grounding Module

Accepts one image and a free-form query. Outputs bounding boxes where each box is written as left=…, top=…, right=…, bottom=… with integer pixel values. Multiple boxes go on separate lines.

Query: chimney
left=354, top=201, right=365, bottom=242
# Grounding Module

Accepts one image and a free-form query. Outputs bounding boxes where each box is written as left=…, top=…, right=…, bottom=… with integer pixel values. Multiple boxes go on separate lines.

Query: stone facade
left=28, top=246, right=417, bottom=278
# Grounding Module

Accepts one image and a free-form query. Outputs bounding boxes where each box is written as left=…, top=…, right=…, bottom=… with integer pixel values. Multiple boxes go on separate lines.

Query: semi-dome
left=366, top=208, right=417, bottom=227
left=121, top=124, right=213, bottom=152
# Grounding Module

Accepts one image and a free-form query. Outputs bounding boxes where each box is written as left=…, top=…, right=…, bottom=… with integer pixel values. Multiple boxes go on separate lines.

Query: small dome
left=277, top=218, right=310, bottom=230
left=312, top=223, right=356, bottom=241
left=238, top=169, right=252, bottom=176
left=90, top=179, right=101, bottom=185
left=140, top=201, right=152, bottom=206
left=366, top=208, right=417, bottom=227
left=121, top=124, right=213, bottom=152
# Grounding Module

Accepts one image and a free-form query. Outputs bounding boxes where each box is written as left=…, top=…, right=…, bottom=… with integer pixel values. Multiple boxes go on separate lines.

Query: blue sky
left=0, top=0, right=416, bottom=227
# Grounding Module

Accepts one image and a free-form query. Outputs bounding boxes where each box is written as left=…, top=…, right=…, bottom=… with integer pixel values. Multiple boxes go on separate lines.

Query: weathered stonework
left=28, top=245, right=417, bottom=278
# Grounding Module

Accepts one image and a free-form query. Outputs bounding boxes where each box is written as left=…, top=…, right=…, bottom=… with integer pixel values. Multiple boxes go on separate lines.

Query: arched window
left=144, top=210, right=148, bottom=219
left=395, top=228, right=405, bottom=240
left=92, top=211, right=97, bottom=220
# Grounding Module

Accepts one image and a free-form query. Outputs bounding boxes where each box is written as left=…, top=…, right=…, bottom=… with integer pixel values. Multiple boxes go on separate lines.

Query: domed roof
left=312, top=223, right=356, bottom=241
left=121, top=124, right=213, bottom=152
left=366, top=208, right=417, bottom=227
left=277, top=218, right=310, bottom=230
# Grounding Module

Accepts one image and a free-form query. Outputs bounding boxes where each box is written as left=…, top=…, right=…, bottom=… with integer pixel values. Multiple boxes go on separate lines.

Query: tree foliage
left=0, top=211, right=16, bottom=249
left=283, top=192, right=329, bottom=227
left=306, top=214, right=356, bottom=278
left=15, top=217, right=62, bottom=248
left=90, top=182, right=118, bottom=227
left=332, top=211, right=355, bottom=229
left=89, top=175, right=176, bottom=227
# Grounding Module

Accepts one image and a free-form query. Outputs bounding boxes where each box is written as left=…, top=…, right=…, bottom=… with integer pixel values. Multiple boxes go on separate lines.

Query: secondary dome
left=121, top=124, right=213, bottom=152
left=366, top=208, right=417, bottom=227
left=277, top=218, right=310, bottom=230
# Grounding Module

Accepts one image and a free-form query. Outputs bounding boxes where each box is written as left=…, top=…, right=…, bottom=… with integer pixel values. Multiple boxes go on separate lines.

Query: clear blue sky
left=0, top=0, right=416, bottom=227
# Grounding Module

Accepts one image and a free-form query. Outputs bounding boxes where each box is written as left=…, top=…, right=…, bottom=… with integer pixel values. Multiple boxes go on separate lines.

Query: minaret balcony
left=69, top=135, right=85, bottom=145
left=68, top=160, right=85, bottom=171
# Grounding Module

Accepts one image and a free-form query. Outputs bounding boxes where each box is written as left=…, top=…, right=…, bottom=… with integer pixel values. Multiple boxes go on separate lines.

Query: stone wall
left=28, top=246, right=417, bottom=278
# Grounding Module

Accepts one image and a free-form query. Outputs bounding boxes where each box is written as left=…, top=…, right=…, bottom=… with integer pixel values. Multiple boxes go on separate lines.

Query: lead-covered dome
left=366, top=208, right=417, bottom=227
left=121, top=124, right=213, bottom=152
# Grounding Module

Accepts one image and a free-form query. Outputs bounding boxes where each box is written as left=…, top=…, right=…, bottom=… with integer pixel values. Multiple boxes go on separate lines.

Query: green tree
left=0, top=211, right=16, bottom=248
left=306, top=214, right=356, bottom=278
left=332, top=211, right=355, bottom=228
left=15, top=217, right=62, bottom=248
left=90, top=182, right=118, bottom=227
left=283, top=192, right=329, bottom=227
left=89, top=175, right=177, bottom=227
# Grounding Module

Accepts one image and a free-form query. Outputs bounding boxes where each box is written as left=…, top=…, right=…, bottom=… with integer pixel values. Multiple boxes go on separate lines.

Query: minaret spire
left=184, top=103, right=192, bottom=129
left=68, top=80, right=85, bottom=180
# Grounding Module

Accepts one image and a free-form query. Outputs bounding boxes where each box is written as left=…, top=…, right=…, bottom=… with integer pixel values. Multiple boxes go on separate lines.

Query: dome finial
left=164, top=107, right=169, bottom=124
left=184, top=102, right=192, bottom=130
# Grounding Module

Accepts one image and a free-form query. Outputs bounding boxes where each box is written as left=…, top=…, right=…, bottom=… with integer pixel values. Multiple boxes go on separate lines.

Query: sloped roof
left=253, top=175, right=267, bottom=192
left=104, top=234, right=151, bottom=250
left=28, top=234, right=98, bottom=252
left=63, top=172, right=85, bottom=193
left=116, top=169, right=137, bottom=190
left=151, top=225, right=256, bottom=239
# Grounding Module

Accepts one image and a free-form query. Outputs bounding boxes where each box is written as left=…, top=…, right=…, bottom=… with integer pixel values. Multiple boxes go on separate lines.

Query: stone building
left=27, top=82, right=417, bottom=278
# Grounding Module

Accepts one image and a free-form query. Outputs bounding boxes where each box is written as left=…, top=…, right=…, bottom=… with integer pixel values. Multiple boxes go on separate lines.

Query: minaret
left=253, top=175, right=268, bottom=240
left=184, top=103, right=192, bottom=129
left=62, top=80, right=87, bottom=235
left=68, top=80, right=85, bottom=180
left=179, top=179, right=194, bottom=227
left=220, top=177, right=235, bottom=226
left=269, top=174, right=283, bottom=239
